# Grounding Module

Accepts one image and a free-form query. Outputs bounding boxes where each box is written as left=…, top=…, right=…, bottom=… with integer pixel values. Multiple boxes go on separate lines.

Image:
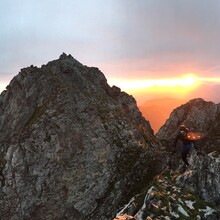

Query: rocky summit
left=0, top=53, right=166, bottom=220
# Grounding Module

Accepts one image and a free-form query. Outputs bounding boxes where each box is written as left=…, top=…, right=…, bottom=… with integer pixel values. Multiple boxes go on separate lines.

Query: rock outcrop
left=0, top=53, right=165, bottom=220
left=157, top=98, right=220, bottom=208
left=182, top=151, right=220, bottom=205
left=115, top=98, right=220, bottom=219
left=115, top=152, right=220, bottom=220
left=157, top=98, right=220, bottom=153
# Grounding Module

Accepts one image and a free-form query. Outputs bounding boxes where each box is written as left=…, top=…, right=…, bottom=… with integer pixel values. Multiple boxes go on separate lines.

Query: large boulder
left=188, top=151, right=220, bottom=205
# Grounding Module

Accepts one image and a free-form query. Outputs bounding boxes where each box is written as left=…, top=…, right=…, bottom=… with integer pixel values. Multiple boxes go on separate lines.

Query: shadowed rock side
left=0, top=53, right=166, bottom=220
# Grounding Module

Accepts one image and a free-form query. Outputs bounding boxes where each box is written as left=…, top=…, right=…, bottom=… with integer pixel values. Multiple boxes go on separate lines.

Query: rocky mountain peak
left=0, top=54, right=164, bottom=219
left=59, top=52, right=73, bottom=60
left=58, top=52, right=84, bottom=67
left=157, top=98, right=220, bottom=140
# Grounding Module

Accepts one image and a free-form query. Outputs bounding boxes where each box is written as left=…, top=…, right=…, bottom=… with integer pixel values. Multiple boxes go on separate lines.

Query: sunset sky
left=1, top=0, right=220, bottom=104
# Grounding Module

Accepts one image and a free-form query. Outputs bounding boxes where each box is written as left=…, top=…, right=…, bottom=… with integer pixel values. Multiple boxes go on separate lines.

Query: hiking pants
left=181, top=143, right=192, bottom=166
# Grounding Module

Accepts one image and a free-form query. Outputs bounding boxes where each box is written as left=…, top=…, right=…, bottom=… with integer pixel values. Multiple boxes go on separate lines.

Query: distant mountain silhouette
left=139, top=97, right=187, bottom=133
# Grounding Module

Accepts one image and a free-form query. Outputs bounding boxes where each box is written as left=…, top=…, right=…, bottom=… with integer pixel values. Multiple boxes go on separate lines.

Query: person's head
left=179, top=124, right=189, bottom=132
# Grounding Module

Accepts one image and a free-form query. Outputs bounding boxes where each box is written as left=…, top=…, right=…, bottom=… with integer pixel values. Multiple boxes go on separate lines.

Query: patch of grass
left=133, top=167, right=219, bottom=219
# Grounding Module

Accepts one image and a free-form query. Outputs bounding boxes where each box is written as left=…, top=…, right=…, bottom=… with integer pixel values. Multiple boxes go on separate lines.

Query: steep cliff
left=0, top=54, right=165, bottom=220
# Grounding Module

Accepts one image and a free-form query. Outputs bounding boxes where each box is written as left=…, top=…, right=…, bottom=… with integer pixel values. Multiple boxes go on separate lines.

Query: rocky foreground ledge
left=114, top=151, right=220, bottom=220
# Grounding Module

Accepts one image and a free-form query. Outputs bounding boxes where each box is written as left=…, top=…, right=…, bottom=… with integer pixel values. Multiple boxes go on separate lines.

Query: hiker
left=172, top=124, right=196, bottom=168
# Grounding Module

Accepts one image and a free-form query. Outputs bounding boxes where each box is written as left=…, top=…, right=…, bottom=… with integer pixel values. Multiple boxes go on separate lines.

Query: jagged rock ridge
left=157, top=98, right=220, bottom=143
left=115, top=152, right=220, bottom=219
left=115, top=98, right=220, bottom=219
left=156, top=98, right=220, bottom=213
left=0, top=53, right=165, bottom=220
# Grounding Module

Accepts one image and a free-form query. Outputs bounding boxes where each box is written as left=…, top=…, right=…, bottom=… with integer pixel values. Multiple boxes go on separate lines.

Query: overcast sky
left=1, top=0, right=220, bottom=101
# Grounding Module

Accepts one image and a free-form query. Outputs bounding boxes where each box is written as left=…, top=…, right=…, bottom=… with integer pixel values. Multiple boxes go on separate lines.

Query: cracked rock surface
left=0, top=54, right=165, bottom=220
left=115, top=153, right=220, bottom=220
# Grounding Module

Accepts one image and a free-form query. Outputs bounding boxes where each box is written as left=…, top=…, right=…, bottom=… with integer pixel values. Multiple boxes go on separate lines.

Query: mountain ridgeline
left=0, top=54, right=220, bottom=220
left=0, top=54, right=166, bottom=220
left=157, top=98, right=220, bottom=154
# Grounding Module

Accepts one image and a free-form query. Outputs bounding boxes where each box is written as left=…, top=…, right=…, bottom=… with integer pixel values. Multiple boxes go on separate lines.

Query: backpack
left=179, top=130, right=188, bottom=141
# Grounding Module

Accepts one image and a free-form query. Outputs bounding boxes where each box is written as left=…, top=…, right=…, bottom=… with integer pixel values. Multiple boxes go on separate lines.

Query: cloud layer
left=1, top=0, right=220, bottom=102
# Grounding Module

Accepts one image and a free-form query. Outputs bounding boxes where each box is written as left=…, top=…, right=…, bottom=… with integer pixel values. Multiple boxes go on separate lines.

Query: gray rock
left=157, top=98, right=220, bottom=140
left=0, top=54, right=165, bottom=220
left=191, top=151, right=220, bottom=204
left=157, top=98, right=220, bottom=155
left=115, top=98, right=220, bottom=220
left=116, top=153, right=220, bottom=219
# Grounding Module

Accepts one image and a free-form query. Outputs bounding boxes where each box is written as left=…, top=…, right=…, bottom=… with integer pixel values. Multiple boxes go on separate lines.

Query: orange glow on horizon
left=199, top=77, right=220, bottom=83
left=108, top=74, right=200, bottom=95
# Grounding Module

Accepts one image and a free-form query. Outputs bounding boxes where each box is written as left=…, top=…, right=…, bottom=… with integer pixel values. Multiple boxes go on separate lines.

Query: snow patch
left=116, top=196, right=135, bottom=216
left=162, top=216, right=171, bottom=220
left=185, top=200, right=195, bottom=209
left=199, top=206, right=215, bottom=217
left=178, top=198, right=184, bottom=204
left=170, top=211, right=180, bottom=218
left=178, top=204, right=189, bottom=217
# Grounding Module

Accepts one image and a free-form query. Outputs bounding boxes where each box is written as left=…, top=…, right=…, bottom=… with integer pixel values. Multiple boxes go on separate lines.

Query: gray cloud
left=1, top=0, right=220, bottom=83
left=113, top=0, right=220, bottom=74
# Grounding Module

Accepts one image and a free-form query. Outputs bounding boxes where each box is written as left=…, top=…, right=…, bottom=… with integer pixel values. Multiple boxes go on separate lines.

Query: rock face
left=0, top=53, right=165, bottom=220
left=157, top=98, right=220, bottom=206
left=157, top=98, right=220, bottom=153
left=115, top=98, right=220, bottom=220
left=184, top=151, right=220, bottom=205
left=115, top=152, right=220, bottom=220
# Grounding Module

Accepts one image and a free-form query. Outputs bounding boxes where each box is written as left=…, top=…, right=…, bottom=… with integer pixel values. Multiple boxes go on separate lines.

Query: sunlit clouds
left=200, top=77, right=220, bottom=83
left=1, top=0, right=220, bottom=103
left=108, top=74, right=220, bottom=104
left=109, top=74, right=199, bottom=92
